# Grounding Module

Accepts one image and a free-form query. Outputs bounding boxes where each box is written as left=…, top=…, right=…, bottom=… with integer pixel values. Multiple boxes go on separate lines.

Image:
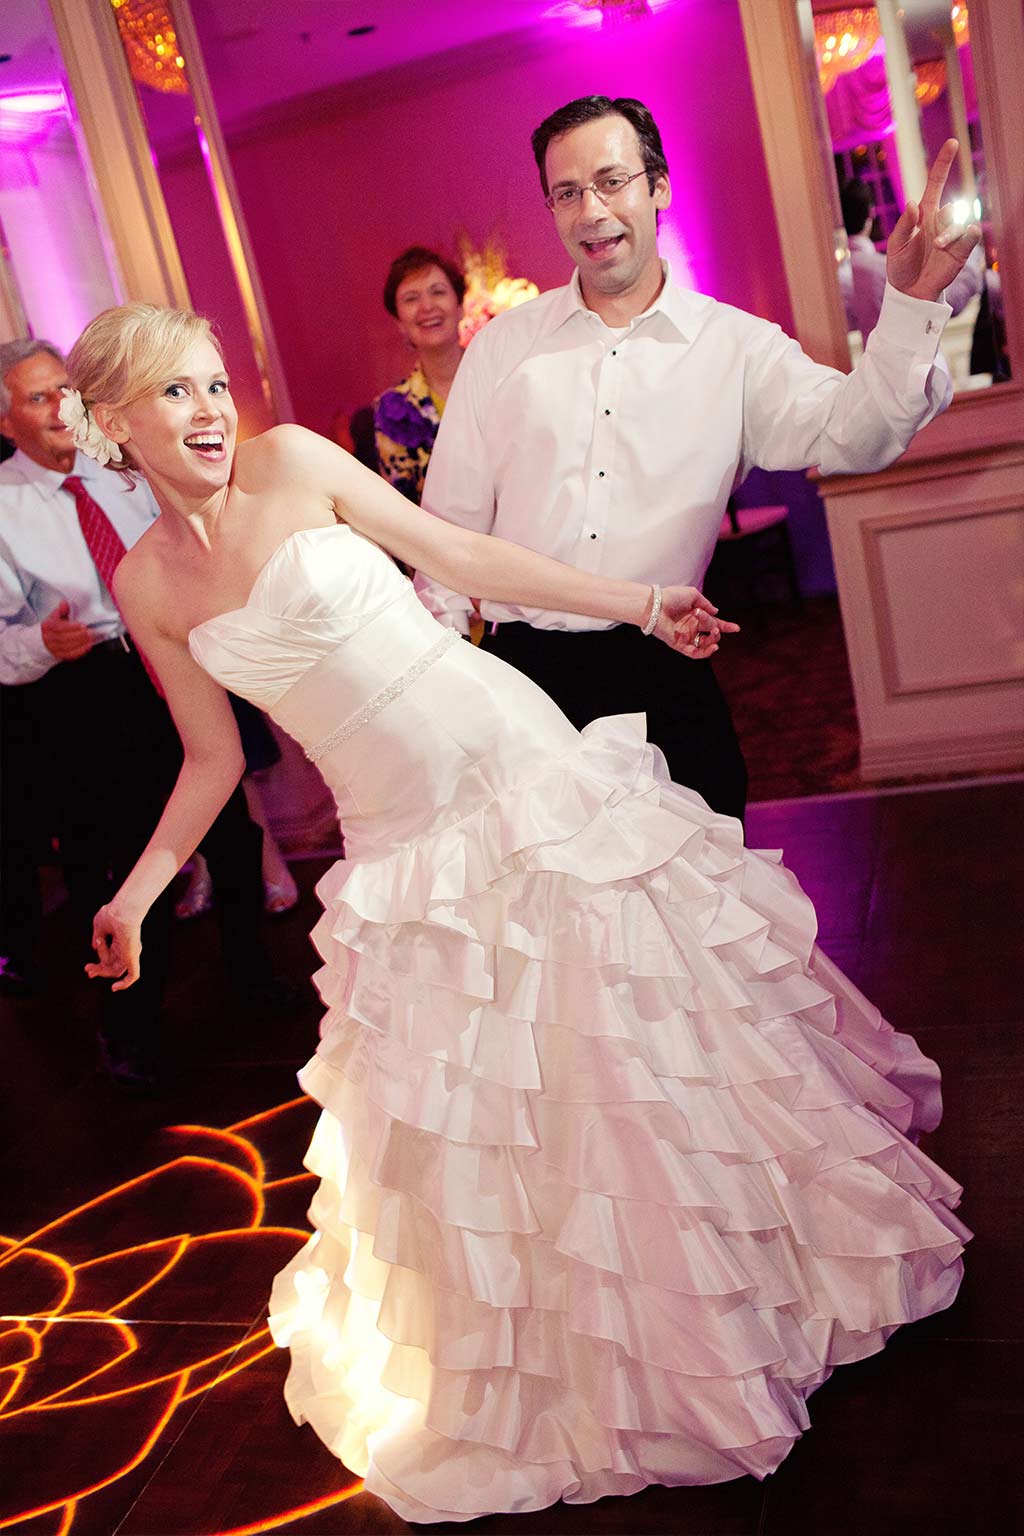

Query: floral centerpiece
left=457, top=237, right=540, bottom=347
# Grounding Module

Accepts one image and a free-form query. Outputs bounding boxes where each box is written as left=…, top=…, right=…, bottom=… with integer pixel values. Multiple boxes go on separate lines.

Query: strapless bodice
left=189, top=525, right=580, bottom=856
left=188, top=525, right=413, bottom=712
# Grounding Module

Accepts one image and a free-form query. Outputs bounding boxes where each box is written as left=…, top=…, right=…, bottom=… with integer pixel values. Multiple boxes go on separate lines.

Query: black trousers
left=480, top=622, right=748, bottom=823
left=0, top=641, right=269, bottom=1049
left=0, top=680, right=52, bottom=971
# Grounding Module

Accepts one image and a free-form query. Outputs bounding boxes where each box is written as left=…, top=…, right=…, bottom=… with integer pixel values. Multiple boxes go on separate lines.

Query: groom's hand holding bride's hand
left=657, top=586, right=740, bottom=659
left=86, top=903, right=142, bottom=991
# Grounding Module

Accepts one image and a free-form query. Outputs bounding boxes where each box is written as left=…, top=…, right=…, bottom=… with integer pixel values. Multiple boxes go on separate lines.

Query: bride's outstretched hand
left=656, top=586, right=740, bottom=659
left=86, top=904, right=142, bottom=991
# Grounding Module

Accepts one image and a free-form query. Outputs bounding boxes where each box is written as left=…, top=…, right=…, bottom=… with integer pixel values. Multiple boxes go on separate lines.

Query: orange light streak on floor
left=0, top=1099, right=339, bottom=1534
left=0, top=1375, right=187, bottom=1529
left=205, top=1481, right=366, bottom=1536
left=2, top=1155, right=265, bottom=1258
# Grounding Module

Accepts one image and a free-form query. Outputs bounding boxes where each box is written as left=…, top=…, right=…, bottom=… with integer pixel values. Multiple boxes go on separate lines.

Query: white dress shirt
left=0, top=450, right=159, bottom=684
left=416, top=263, right=952, bottom=633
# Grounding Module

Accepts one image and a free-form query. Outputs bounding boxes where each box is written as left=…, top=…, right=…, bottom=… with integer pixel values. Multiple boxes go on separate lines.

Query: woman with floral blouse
left=373, top=246, right=466, bottom=504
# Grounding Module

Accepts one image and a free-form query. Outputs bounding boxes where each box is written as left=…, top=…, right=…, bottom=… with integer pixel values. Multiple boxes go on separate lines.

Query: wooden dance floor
left=1, top=779, right=1020, bottom=1535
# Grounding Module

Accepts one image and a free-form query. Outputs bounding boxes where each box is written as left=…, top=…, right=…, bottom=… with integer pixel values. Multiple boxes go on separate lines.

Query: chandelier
left=951, top=3, right=969, bottom=47
left=110, top=0, right=188, bottom=95
left=546, top=0, right=654, bottom=26
left=578, top=0, right=652, bottom=19
left=913, top=59, right=947, bottom=107
left=814, top=8, right=882, bottom=95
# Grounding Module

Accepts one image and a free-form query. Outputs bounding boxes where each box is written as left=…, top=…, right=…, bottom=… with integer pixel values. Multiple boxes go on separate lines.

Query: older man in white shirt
left=417, top=95, right=980, bottom=821
left=0, top=339, right=279, bottom=1083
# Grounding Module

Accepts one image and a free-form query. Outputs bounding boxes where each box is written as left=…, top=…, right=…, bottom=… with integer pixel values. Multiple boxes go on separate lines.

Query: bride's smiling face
left=109, top=338, right=237, bottom=488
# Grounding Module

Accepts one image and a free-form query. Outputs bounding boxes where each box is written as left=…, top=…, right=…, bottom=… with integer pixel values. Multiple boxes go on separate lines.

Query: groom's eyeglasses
left=544, top=169, right=647, bottom=212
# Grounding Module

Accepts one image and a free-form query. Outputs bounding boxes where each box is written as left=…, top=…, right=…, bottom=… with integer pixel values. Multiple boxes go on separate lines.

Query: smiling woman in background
left=373, top=246, right=466, bottom=504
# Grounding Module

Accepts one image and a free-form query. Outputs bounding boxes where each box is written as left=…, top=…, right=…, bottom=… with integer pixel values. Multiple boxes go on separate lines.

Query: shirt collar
left=545, top=260, right=700, bottom=341
left=10, top=447, right=99, bottom=492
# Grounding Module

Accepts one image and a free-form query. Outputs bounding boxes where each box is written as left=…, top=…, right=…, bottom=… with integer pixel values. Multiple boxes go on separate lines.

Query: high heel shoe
left=175, top=860, right=213, bottom=920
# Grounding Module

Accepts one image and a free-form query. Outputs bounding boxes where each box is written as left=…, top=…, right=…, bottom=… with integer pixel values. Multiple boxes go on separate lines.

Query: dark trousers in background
left=480, top=621, right=749, bottom=824
left=0, top=640, right=269, bottom=1052
left=0, top=680, right=52, bottom=972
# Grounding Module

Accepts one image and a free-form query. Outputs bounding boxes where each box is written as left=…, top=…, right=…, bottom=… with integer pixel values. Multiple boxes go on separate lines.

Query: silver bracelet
left=641, top=583, right=663, bottom=636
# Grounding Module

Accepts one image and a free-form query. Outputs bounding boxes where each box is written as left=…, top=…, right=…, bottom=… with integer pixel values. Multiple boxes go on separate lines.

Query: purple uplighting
left=543, top=0, right=672, bottom=28
left=0, top=89, right=66, bottom=114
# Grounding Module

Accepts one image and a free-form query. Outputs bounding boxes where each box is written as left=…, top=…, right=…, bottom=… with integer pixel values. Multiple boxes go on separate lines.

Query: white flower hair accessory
left=58, top=388, right=123, bottom=468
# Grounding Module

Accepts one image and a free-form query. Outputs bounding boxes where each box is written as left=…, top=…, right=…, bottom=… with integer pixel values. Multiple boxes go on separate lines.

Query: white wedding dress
left=189, top=524, right=968, bottom=1523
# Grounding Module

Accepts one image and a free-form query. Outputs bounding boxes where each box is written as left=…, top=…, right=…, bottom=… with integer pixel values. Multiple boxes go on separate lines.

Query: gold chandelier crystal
left=573, top=0, right=653, bottom=22
left=815, top=8, right=882, bottom=95
left=913, top=58, right=947, bottom=107
left=951, top=3, right=969, bottom=47
left=110, top=0, right=188, bottom=95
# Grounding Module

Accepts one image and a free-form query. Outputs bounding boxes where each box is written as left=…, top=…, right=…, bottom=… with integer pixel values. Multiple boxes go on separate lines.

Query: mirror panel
left=808, top=1, right=1009, bottom=388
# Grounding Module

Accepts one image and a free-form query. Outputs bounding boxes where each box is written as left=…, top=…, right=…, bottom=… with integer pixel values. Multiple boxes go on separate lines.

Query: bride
left=71, top=303, right=967, bottom=1524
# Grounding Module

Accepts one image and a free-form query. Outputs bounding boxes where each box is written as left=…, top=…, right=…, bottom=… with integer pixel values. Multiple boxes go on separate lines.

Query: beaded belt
left=304, top=628, right=459, bottom=763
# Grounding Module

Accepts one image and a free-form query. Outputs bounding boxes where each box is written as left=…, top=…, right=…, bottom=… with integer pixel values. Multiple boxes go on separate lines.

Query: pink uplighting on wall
left=543, top=0, right=674, bottom=28
left=656, top=217, right=696, bottom=293
left=0, top=90, right=66, bottom=114
left=0, top=85, right=120, bottom=350
left=0, top=91, right=68, bottom=150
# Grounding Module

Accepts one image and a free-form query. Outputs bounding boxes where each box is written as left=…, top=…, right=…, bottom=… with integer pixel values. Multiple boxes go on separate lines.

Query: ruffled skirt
left=268, top=716, right=968, bottom=1522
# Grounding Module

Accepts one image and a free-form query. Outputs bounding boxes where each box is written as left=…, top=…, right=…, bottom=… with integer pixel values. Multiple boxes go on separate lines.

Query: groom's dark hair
left=531, top=96, right=670, bottom=197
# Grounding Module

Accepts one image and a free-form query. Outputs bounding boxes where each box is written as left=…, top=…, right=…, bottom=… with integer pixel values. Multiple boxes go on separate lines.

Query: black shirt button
left=598, top=471, right=605, bottom=478
left=590, top=532, right=597, bottom=540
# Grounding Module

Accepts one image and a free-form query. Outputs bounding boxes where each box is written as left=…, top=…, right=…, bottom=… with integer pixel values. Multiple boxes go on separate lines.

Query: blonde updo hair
left=67, top=303, right=223, bottom=471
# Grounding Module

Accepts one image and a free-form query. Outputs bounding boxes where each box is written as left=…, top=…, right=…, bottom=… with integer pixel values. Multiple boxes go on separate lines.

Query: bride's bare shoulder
left=117, top=514, right=167, bottom=574
left=112, top=518, right=175, bottom=620
left=235, top=424, right=354, bottom=484
left=238, top=423, right=324, bottom=466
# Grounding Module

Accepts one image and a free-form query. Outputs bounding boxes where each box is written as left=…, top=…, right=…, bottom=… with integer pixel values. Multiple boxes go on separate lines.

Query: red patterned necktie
left=62, top=474, right=127, bottom=592
left=61, top=475, right=164, bottom=696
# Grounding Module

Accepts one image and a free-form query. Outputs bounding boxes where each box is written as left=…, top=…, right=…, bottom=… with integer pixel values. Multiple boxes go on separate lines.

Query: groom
left=415, top=95, right=980, bottom=822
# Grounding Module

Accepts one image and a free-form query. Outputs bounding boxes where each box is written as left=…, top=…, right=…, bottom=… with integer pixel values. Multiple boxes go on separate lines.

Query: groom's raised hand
left=886, top=138, right=982, bottom=303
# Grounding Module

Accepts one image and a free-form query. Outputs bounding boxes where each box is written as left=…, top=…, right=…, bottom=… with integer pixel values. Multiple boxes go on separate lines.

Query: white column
left=46, top=0, right=190, bottom=308
left=876, top=0, right=929, bottom=202
left=939, top=23, right=976, bottom=205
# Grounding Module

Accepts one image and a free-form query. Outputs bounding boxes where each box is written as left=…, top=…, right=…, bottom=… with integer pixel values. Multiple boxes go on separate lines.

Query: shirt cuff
left=0, top=623, right=54, bottom=685
left=25, top=623, right=51, bottom=669
left=875, top=284, right=952, bottom=351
